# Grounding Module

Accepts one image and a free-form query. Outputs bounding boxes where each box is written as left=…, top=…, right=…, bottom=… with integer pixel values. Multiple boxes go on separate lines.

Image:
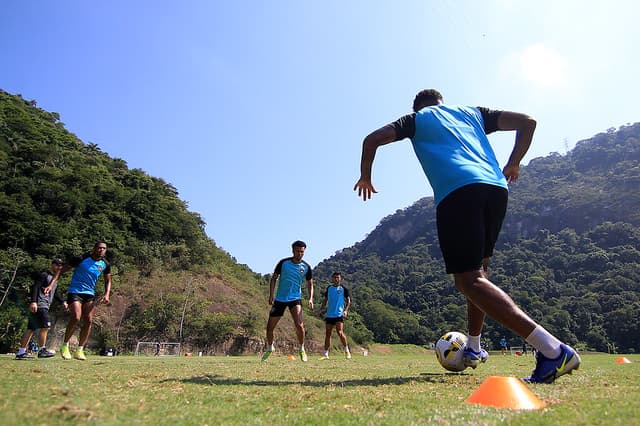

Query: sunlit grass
left=1, top=349, right=638, bottom=425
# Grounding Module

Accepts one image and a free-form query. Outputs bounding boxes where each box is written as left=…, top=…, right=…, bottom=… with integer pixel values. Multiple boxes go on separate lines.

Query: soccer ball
left=435, top=331, right=468, bottom=372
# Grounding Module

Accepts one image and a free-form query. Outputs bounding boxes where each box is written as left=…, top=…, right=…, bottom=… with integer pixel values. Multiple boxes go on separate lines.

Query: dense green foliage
left=315, top=124, right=640, bottom=352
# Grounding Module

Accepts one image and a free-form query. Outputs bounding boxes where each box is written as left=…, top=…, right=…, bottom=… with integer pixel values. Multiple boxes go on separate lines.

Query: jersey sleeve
left=343, top=287, right=350, bottom=299
left=29, top=272, right=49, bottom=303
left=273, top=258, right=286, bottom=275
left=390, top=113, right=417, bottom=140
left=103, top=261, right=112, bottom=275
left=477, top=107, right=502, bottom=134
left=304, top=262, right=312, bottom=280
left=68, top=253, right=88, bottom=268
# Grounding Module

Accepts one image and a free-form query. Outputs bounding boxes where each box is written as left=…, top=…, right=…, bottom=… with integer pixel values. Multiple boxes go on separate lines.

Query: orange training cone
left=465, top=376, right=546, bottom=410
left=615, top=357, right=632, bottom=364
left=287, top=355, right=295, bottom=360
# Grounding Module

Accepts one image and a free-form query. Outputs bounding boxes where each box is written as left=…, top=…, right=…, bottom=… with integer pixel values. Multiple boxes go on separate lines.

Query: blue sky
left=2, top=1, right=639, bottom=274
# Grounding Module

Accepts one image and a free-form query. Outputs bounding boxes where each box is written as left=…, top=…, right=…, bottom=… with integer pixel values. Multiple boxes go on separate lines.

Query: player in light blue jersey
left=319, top=272, right=351, bottom=359
left=262, top=241, right=314, bottom=362
left=60, top=241, right=112, bottom=360
left=354, top=89, right=580, bottom=383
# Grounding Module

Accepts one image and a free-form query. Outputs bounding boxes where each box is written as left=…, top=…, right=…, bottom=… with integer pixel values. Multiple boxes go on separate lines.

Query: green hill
left=0, top=90, right=276, bottom=354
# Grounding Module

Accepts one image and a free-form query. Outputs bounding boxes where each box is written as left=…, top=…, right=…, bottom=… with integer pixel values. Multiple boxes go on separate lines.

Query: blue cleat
left=462, top=347, right=489, bottom=369
left=522, top=344, right=581, bottom=384
left=15, top=352, right=34, bottom=360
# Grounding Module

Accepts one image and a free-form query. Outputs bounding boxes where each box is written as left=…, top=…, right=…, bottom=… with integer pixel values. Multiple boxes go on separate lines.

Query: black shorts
left=325, top=317, right=344, bottom=325
left=27, top=308, right=51, bottom=330
left=436, top=183, right=508, bottom=274
left=269, top=299, right=302, bottom=317
left=67, top=293, right=95, bottom=304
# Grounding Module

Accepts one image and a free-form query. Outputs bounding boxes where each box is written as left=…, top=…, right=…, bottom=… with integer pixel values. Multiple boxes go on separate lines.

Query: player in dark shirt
left=15, top=258, right=67, bottom=359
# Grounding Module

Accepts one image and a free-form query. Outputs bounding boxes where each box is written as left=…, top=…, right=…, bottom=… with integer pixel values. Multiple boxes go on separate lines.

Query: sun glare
left=519, top=43, right=568, bottom=88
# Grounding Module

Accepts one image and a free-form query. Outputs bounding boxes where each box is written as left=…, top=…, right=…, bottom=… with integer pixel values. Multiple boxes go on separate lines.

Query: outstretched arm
left=354, top=124, right=399, bottom=201
left=497, top=111, right=536, bottom=183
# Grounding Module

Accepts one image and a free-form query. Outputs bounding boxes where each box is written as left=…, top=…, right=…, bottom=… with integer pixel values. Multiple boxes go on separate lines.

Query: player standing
left=262, top=241, right=314, bottom=362
left=319, top=272, right=352, bottom=359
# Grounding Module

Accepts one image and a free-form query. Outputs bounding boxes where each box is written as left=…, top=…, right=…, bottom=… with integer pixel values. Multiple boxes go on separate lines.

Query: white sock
left=467, top=335, right=481, bottom=352
left=78, top=345, right=84, bottom=351
left=17, top=348, right=26, bottom=355
left=267, top=344, right=274, bottom=352
left=345, top=345, right=350, bottom=353
left=526, top=325, right=562, bottom=359
left=300, top=344, right=305, bottom=352
left=323, top=350, right=329, bottom=356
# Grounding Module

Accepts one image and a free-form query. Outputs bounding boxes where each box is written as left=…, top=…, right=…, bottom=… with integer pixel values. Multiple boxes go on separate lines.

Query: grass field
left=1, top=346, right=638, bottom=425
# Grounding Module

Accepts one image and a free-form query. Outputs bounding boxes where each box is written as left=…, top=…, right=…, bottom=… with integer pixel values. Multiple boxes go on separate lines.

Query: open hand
left=353, top=178, right=377, bottom=201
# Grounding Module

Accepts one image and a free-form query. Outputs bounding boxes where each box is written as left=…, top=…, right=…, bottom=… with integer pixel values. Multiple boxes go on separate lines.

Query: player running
left=60, top=241, right=112, bottom=360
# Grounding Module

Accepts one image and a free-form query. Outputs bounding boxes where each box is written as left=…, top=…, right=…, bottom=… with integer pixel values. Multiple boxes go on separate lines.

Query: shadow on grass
left=161, top=371, right=470, bottom=387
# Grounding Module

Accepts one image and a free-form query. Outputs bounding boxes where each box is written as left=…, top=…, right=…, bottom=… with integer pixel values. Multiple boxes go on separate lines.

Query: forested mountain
left=1, top=88, right=638, bottom=355
left=0, top=90, right=274, bottom=354
left=314, top=123, right=640, bottom=353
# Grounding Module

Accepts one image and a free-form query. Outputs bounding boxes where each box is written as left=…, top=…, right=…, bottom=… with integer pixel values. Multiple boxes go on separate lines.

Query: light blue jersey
left=68, top=254, right=110, bottom=296
left=274, top=257, right=312, bottom=302
left=324, top=285, right=350, bottom=318
left=412, top=105, right=507, bottom=205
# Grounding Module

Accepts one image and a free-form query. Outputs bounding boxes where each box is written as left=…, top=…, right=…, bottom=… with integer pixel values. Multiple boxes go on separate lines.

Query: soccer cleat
left=261, top=350, right=272, bottom=362
left=462, top=347, right=489, bottom=369
left=38, top=348, right=55, bottom=358
left=299, top=349, right=308, bottom=362
left=320, top=355, right=330, bottom=360
left=60, top=344, right=72, bottom=360
left=15, top=352, right=34, bottom=360
left=522, top=344, right=581, bottom=384
left=74, top=349, right=87, bottom=361
left=345, top=351, right=352, bottom=360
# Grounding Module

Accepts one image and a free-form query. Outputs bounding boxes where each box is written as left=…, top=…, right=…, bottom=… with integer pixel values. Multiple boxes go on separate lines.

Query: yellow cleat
left=74, top=349, right=87, bottom=361
left=61, top=344, right=72, bottom=360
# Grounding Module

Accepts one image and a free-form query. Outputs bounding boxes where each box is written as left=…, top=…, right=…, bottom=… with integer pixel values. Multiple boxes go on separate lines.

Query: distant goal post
left=135, top=341, right=181, bottom=357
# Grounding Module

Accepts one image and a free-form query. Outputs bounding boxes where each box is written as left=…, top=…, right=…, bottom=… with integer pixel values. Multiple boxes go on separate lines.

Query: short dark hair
left=331, top=271, right=342, bottom=277
left=52, top=258, right=64, bottom=265
left=413, top=89, right=443, bottom=112
left=292, top=240, right=307, bottom=249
